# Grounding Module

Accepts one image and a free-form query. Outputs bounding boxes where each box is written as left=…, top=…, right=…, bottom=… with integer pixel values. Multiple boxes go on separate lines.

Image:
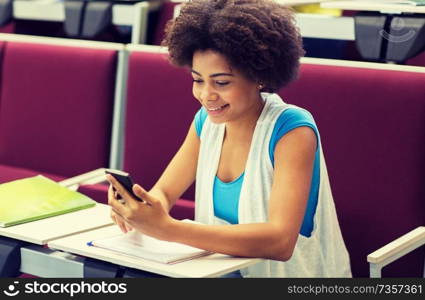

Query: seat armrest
left=367, top=226, right=425, bottom=277
left=58, top=168, right=108, bottom=190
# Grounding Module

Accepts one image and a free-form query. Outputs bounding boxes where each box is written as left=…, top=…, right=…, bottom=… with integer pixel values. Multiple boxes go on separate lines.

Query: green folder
left=0, top=175, right=96, bottom=227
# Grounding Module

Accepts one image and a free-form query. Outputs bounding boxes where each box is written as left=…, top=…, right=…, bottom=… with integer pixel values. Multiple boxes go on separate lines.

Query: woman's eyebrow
left=210, top=73, right=234, bottom=78
left=191, top=70, right=234, bottom=78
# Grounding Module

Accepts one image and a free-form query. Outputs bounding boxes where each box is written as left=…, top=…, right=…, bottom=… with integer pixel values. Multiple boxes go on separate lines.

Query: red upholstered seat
left=123, top=49, right=198, bottom=220
left=0, top=40, right=118, bottom=207
left=406, top=51, right=425, bottom=67
left=0, top=41, right=117, bottom=178
left=280, top=62, right=425, bottom=277
left=77, top=183, right=109, bottom=205
left=0, top=38, right=121, bottom=278
left=119, top=50, right=425, bottom=276
left=0, top=164, right=65, bottom=184
left=152, top=1, right=180, bottom=46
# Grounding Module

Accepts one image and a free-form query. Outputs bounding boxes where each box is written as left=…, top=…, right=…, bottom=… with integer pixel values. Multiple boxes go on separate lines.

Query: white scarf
left=195, top=93, right=352, bottom=277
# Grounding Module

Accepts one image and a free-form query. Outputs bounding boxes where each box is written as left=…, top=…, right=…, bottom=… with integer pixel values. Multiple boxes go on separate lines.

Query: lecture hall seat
left=80, top=45, right=198, bottom=220
left=279, top=59, right=425, bottom=277
left=0, top=36, right=118, bottom=193
left=73, top=45, right=425, bottom=277
left=123, top=46, right=198, bottom=220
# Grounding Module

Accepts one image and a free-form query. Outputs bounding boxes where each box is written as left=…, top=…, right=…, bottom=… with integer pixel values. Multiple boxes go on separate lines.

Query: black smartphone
left=105, top=169, right=142, bottom=201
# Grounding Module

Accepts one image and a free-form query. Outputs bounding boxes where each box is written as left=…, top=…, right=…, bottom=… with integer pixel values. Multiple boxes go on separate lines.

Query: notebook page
left=90, top=230, right=211, bottom=264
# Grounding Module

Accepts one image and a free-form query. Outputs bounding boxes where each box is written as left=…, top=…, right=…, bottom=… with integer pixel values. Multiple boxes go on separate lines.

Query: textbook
left=0, top=175, right=96, bottom=227
left=88, top=229, right=212, bottom=264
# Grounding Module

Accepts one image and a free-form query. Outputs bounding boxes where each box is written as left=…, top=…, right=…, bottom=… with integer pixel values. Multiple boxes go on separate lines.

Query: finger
left=106, top=174, right=132, bottom=202
left=109, top=195, right=127, bottom=219
left=108, top=185, right=114, bottom=205
left=125, top=222, right=133, bottom=232
left=110, top=209, right=120, bottom=221
left=113, top=210, right=128, bottom=234
left=133, top=184, right=155, bottom=206
left=113, top=210, right=132, bottom=232
left=117, top=219, right=127, bottom=234
left=110, top=212, right=117, bottom=224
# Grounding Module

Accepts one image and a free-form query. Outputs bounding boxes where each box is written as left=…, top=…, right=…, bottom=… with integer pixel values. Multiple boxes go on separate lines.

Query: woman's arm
left=109, top=126, right=317, bottom=261
left=166, top=126, right=317, bottom=261
left=108, top=120, right=199, bottom=232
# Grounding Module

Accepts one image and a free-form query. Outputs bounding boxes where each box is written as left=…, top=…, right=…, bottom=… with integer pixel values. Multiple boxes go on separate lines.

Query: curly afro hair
left=162, top=0, right=305, bottom=92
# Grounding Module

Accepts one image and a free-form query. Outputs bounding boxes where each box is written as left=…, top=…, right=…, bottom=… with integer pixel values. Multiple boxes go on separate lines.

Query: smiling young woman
left=191, top=50, right=264, bottom=126
left=106, top=0, right=352, bottom=278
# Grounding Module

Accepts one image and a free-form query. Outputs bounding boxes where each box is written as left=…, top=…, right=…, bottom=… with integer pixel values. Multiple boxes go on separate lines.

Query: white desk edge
left=0, top=203, right=113, bottom=245
left=48, top=225, right=263, bottom=278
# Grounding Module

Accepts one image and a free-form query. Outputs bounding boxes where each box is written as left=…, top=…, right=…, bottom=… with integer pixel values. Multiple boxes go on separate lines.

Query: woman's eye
left=193, top=79, right=203, bottom=84
left=216, top=81, right=229, bottom=86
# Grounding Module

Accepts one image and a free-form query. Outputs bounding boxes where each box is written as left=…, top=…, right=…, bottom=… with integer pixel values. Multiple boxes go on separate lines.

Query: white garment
left=195, top=93, right=352, bottom=277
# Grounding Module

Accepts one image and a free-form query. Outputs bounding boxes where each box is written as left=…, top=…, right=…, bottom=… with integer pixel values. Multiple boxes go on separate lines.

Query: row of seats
left=2, top=0, right=425, bottom=66
left=0, top=33, right=424, bottom=277
left=0, top=36, right=119, bottom=182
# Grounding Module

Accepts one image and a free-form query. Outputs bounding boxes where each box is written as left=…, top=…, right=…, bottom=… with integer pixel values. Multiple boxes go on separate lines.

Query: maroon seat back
left=0, top=41, right=117, bottom=177
left=152, top=1, right=179, bottom=46
left=406, top=51, right=425, bottom=67
left=0, top=41, right=6, bottom=94
left=124, top=49, right=199, bottom=201
left=280, top=61, right=425, bottom=277
left=124, top=49, right=425, bottom=275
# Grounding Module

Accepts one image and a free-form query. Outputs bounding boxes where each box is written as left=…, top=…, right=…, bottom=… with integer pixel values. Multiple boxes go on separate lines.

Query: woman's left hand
left=106, top=174, right=174, bottom=241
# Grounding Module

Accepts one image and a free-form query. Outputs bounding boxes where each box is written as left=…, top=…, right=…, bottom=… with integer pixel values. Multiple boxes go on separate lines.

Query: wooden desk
left=48, top=225, right=263, bottom=278
left=0, top=203, right=113, bottom=245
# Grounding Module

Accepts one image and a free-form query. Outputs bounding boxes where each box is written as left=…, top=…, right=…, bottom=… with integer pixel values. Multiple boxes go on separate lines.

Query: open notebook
left=0, top=175, right=96, bottom=227
left=88, top=229, right=212, bottom=264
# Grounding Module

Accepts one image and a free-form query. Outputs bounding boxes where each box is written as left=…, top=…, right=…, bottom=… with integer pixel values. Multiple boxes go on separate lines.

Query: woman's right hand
left=108, top=184, right=133, bottom=233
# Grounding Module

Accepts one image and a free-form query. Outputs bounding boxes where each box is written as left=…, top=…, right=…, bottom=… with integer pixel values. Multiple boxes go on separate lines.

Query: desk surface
left=0, top=204, right=113, bottom=245
left=172, top=0, right=330, bottom=4
left=48, top=225, right=263, bottom=278
left=321, top=1, right=425, bottom=13
left=13, top=0, right=162, bottom=25
left=277, top=0, right=333, bottom=4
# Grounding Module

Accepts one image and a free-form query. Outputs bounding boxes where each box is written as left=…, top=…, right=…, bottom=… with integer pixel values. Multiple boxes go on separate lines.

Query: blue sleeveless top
left=195, top=107, right=320, bottom=237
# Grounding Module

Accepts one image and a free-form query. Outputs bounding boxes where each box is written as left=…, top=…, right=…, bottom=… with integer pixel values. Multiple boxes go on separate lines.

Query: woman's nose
left=200, top=85, right=218, bottom=102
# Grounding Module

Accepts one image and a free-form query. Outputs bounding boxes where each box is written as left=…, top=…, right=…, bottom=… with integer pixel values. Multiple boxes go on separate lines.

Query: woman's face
left=191, top=50, right=262, bottom=124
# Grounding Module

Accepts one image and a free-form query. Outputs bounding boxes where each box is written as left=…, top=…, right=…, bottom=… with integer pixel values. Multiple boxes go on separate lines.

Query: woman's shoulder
left=270, top=106, right=320, bottom=151
left=276, top=106, right=317, bottom=129
left=194, top=106, right=208, bottom=137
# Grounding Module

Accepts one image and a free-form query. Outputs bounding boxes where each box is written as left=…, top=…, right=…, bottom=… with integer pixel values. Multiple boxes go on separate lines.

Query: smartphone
left=105, top=169, right=142, bottom=201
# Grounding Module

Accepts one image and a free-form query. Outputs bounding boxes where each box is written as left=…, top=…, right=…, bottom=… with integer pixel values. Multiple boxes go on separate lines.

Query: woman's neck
left=224, top=97, right=265, bottom=141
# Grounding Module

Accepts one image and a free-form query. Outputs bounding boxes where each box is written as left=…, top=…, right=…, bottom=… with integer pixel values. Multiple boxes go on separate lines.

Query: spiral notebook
left=88, top=229, right=212, bottom=264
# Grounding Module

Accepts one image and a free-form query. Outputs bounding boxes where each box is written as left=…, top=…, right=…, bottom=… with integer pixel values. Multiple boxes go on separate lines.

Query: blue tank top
left=195, top=107, right=320, bottom=237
